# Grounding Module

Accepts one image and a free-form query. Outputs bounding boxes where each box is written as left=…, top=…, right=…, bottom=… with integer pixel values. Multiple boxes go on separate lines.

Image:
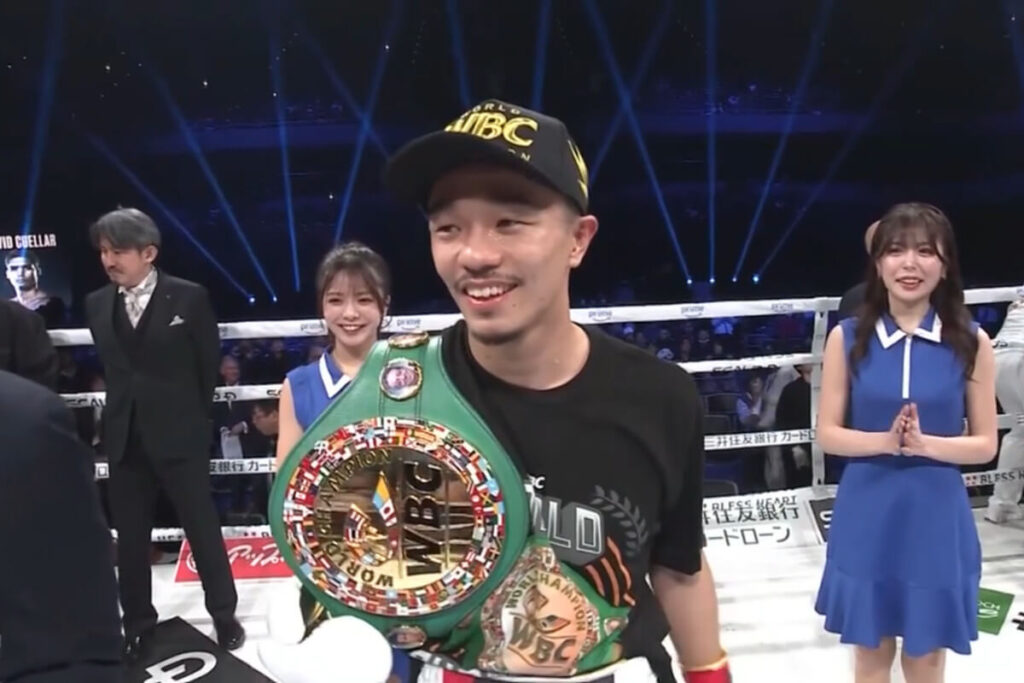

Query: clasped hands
left=887, top=402, right=928, bottom=456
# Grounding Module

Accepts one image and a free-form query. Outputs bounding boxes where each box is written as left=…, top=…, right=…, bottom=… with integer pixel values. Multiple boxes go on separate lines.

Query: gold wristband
left=683, top=650, right=729, bottom=673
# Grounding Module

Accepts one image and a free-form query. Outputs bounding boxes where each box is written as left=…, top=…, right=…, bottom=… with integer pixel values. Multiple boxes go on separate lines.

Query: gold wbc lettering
left=404, top=495, right=441, bottom=526
left=507, top=616, right=578, bottom=667
left=445, top=112, right=538, bottom=148
left=478, top=102, right=518, bottom=114
left=403, top=526, right=443, bottom=576
left=405, top=461, right=443, bottom=493
left=502, top=117, right=536, bottom=146
left=334, top=447, right=391, bottom=482
left=342, top=561, right=396, bottom=588
left=314, top=508, right=334, bottom=537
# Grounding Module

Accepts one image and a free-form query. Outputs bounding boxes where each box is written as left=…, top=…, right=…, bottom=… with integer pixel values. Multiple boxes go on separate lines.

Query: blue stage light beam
left=333, top=2, right=404, bottom=245
left=531, top=0, right=551, bottom=109
left=109, top=20, right=275, bottom=298
left=295, top=20, right=390, bottom=157
left=705, top=0, right=717, bottom=284
left=446, top=0, right=472, bottom=108
left=582, top=0, right=692, bottom=285
left=755, top=0, right=952, bottom=279
left=269, top=27, right=300, bottom=291
left=20, top=0, right=64, bottom=240
left=86, top=134, right=251, bottom=299
left=732, top=0, right=835, bottom=282
left=589, top=0, right=672, bottom=186
left=1002, top=0, right=1024, bottom=96
left=147, top=72, right=277, bottom=300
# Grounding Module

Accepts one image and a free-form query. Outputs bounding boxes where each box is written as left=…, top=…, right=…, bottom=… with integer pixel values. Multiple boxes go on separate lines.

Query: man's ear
left=568, top=215, right=599, bottom=269
left=142, top=245, right=158, bottom=264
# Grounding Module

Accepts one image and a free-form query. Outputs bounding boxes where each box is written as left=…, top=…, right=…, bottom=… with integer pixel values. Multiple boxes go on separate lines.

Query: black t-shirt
left=440, top=321, right=706, bottom=681
left=774, top=377, right=811, bottom=431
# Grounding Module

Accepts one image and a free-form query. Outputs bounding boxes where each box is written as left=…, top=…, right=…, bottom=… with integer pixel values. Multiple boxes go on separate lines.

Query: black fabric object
left=0, top=370, right=122, bottom=683
left=775, top=378, right=811, bottom=432
left=108, top=420, right=237, bottom=639
left=0, top=299, right=58, bottom=390
left=123, top=617, right=272, bottom=683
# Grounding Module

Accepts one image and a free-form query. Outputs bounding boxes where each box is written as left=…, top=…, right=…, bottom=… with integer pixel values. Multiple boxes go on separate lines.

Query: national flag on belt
left=345, top=507, right=369, bottom=542
left=374, top=472, right=397, bottom=526
left=412, top=427, right=435, bottom=443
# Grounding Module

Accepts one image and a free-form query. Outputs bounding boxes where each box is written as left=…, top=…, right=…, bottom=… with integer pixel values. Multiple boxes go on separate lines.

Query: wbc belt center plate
left=280, top=416, right=506, bottom=619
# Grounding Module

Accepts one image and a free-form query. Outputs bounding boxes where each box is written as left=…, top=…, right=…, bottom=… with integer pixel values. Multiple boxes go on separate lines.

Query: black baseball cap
left=384, top=99, right=590, bottom=214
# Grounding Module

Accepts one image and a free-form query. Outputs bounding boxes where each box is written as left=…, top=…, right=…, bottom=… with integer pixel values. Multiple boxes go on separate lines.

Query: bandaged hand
left=259, top=580, right=394, bottom=683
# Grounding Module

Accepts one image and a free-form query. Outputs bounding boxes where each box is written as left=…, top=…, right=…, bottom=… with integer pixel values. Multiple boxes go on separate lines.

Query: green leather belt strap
left=270, top=332, right=629, bottom=676
left=270, top=333, right=530, bottom=641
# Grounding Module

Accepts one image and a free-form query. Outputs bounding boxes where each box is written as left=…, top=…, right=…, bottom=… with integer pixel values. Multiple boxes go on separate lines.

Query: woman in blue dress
left=269, top=242, right=411, bottom=682
left=275, top=241, right=390, bottom=468
left=814, top=202, right=997, bottom=683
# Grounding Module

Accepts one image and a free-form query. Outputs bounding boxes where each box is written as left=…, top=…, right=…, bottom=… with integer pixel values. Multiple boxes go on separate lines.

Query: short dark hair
left=89, top=208, right=162, bottom=251
left=4, top=250, right=40, bottom=268
left=253, top=400, right=278, bottom=416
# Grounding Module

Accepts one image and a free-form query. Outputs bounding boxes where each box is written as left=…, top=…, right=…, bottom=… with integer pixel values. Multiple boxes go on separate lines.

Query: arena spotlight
left=20, top=0, right=64, bottom=240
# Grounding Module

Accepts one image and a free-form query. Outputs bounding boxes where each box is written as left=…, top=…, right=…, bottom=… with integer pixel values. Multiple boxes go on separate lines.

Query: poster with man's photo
left=1, top=231, right=71, bottom=327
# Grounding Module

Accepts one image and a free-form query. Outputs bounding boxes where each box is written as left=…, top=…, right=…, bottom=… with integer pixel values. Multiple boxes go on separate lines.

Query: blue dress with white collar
left=286, top=353, right=352, bottom=431
left=815, top=310, right=981, bottom=656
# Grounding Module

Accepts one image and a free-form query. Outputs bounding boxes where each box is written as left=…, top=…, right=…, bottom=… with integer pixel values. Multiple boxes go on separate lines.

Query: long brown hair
left=849, top=202, right=977, bottom=379
left=316, top=241, right=391, bottom=348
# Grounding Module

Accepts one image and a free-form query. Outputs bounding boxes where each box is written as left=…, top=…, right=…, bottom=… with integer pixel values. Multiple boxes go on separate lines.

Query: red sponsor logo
left=174, top=537, right=293, bottom=582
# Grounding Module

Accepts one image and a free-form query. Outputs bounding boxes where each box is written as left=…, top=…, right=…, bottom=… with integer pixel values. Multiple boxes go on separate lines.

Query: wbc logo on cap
left=445, top=102, right=539, bottom=161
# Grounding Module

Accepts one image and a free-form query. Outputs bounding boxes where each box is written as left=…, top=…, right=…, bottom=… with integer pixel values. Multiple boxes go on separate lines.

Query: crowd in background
left=52, top=293, right=1011, bottom=531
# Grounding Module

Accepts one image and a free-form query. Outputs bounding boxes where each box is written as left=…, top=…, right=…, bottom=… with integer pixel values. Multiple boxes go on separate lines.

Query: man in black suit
left=837, top=220, right=879, bottom=320
left=0, top=369, right=123, bottom=682
left=84, top=208, right=243, bottom=660
left=0, top=298, right=58, bottom=390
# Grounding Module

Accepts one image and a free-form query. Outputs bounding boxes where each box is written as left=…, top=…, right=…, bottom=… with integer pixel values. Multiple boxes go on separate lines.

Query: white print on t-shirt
left=589, top=486, right=651, bottom=560
left=525, top=474, right=546, bottom=499
left=525, top=474, right=605, bottom=566
left=522, top=478, right=648, bottom=609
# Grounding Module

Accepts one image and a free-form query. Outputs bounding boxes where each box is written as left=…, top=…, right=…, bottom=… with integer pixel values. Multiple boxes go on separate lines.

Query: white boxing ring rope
left=49, top=285, right=1024, bottom=544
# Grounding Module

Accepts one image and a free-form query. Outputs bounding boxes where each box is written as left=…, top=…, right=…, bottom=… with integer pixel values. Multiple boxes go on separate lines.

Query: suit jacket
left=85, top=271, right=220, bottom=463
left=0, top=370, right=122, bottom=682
left=0, top=299, right=58, bottom=390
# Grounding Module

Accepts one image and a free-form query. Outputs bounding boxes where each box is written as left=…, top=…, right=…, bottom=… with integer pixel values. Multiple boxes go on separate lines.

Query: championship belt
left=270, top=332, right=531, bottom=649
